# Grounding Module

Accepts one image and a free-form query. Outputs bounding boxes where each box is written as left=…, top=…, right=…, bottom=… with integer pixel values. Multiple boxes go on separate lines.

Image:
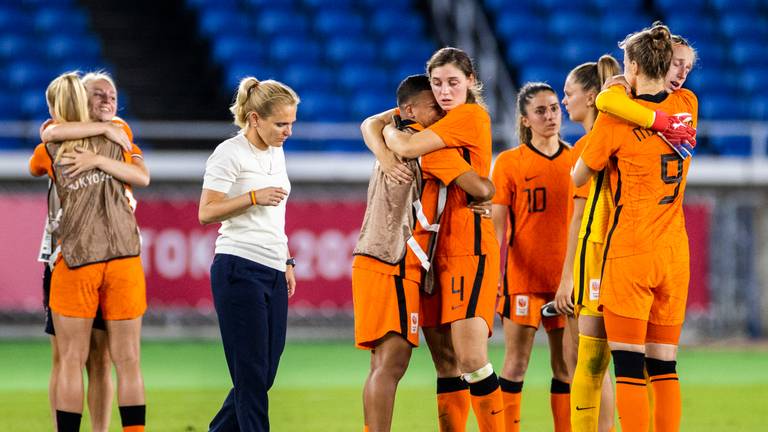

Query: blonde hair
left=567, top=55, right=622, bottom=119
left=230, top=77, right=300, bottom=129
left=45, top=72, right=92, bottom=161
left=81, top=70, right=116, bottom=91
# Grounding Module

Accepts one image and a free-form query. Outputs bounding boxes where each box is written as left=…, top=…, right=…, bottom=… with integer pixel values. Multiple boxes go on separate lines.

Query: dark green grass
left=0, top=340, right=766, bottom=431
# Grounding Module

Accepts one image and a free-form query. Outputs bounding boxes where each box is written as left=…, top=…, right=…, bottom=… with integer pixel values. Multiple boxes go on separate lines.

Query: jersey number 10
left=524, top=187, right=547, bottom=213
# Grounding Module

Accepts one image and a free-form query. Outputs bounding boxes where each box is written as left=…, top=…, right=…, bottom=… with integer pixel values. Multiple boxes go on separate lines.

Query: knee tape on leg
left=462, top=363, right=493, bottom=384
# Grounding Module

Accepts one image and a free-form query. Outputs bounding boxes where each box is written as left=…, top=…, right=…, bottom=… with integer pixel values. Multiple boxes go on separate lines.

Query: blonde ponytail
left=229, top=76, right=300, bottom=129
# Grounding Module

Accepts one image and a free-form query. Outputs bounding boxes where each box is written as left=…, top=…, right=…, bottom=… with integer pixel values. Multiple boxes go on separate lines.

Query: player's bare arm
left=572, top=158, right=595, bottom=188
left=42, top=121, right=132, bottom=152
left=553, top=197, right=586, bottom=315
left=360, top=108, right=413, bottom=184
left=454, top=170, right=494, bottom=202
left=198, top=187, right=287, bottom=225
left=382, top=124, right=445, bottom=159
left=59, top=147, right=150, bottom=187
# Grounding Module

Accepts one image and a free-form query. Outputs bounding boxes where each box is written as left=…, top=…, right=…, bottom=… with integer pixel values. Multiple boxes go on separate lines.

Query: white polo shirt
left=203, top=133, right=291, bottom=271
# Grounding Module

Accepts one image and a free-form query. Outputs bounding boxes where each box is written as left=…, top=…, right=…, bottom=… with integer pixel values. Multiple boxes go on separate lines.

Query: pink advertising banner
left=0, top=194, right=710, bottom=314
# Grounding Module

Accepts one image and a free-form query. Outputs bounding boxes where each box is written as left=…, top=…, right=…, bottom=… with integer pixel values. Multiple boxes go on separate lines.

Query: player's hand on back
left=104, top=122, right=132, bottom=152
left=652, top=111, right=697, bottom=159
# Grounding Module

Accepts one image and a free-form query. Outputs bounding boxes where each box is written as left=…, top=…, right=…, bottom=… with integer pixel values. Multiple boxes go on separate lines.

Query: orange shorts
left=352, top=266, right=420, bottom=349
left=421, top=254, right=499, bottom=336
left=498, top=292, right=565, bottom=332
left=599, top=246, right=689, bottom=327
left=50, top=255, right=146, bottom=320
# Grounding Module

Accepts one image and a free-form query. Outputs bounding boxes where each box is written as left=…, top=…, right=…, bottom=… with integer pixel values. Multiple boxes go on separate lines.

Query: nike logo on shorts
left=576, top=406, right=596, bottom=411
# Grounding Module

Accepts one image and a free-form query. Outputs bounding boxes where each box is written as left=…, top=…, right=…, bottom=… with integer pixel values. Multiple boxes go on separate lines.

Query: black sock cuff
left=56, top=410, right=82, bottom=431
left=499, top=377, right=523, bottom=393
left=612, top=350, right=646, bottom=379
left=468, top=372, right=499, bottom=396
left=119, top=405, right=146, bottom=427
left=437, top=376, right=469, bottom=393
left=645, top=358, right=677, bottom=377
left=550, top=378, right=570, bottom=394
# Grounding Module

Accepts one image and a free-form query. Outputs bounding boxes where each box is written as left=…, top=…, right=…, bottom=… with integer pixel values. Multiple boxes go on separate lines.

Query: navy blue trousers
left=209, top=254, right=288, bottom=432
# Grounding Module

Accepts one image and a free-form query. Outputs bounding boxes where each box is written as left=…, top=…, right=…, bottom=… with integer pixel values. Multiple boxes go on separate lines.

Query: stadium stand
left=185, top=0, right=437, bottom=150
left=0, top=0, right=103, bottom=148
left=483, top=0, right=768, bottom=155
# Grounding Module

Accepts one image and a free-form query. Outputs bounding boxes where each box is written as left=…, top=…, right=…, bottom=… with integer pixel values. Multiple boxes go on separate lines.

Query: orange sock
left=499, top=377, right=522, bottom=431
left=550, top=378, right=571, bottom=432
left=612, top=351, right=649, bottom=432
left=646, top=358, right=681, bottom=432
left=363, top=426, right=369, bottom=432
left=436, top=377, right=470, bottom=432
left=123, top=427, right=145, bottom=432
left=468, top=373, right=504, bottom=432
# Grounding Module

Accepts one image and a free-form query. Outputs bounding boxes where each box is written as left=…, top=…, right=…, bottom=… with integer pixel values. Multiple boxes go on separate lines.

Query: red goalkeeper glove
left=651, top=110, right=697, bottom=159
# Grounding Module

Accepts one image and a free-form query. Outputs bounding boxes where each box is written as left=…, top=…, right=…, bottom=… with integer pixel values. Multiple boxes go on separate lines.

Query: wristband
left=249, top=190, right=257, bottom=206
left=286, top=257, right=296, bottom=267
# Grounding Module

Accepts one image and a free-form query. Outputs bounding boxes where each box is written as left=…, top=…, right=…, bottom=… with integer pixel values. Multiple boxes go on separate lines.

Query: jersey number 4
left=659, top=153, right=683, bottom=205
left=524, top=187, right=546, bottom=213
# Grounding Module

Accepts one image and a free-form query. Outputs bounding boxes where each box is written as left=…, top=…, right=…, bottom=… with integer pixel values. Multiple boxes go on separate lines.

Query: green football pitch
left=1, top=340, right=766, bottom=431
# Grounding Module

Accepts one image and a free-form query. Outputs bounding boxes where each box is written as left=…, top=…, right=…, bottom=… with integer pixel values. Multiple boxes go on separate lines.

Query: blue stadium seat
left=709, top=136, right=753, bottom=156
left=664, top=15, right=718, bottom=45
left=0, top=35, right=41, bottom=63
left=518, top=66, right=564, bottom=91
left=359, top=0, right=412, bottom=9
left=591, top=0, right=643, bottom=10
left=350, top=90, right=391, bottom=119
left=709, top=0, right=762, bottom=11
left=539, top=0, right=593, bottom=13
left=187, top=0, right=238, bottom=10
left=211, top=36, right=267, bottom=66
left=302, top=0, right=357, bottom=8
left=7, top=61, right=50, bottom=89
left=0, top=93, right=19, bottom=119
left=327, top=37, right=376, bottom=64
left=600, top=11, right=651, bottom=42
left=382, top=37, right=434, bottom=65
left=692, top=41, right=729, bottom=70
left=46, top=35, right=101, bottom=63
left=257, top=9, right=310, bottom=37
left=739, top=69, right=768, bottom=94
left=283, top=62, right=336, bottom=94
left=243, top=0, right=300, bottom=7
left=720, top=14, right=768, bottom=39
left=560, top=36, right=610, bottom=67
left=225, top=62, right=275, bottom=91
left=686, top=69, right=739, bottom=94
left=198, top=9, right=248, bottom=38
left=731, top=41, right=768, bottom=67
left=549, top=14, right=602, bottom=39
left=20, top=88, right=48, bottom=119
left=495, top=11, right=547, bottom=41
left=506, top=39, right=562, bottom=68
left=34, top=8, right=89, bottom=33
left=339, top=64, right=390, bottom=93
left=297, top=90, right=349, bottom=121
left=656, top=0, right=709, bottom=14
left=314, top=10, right=364, bottom=36
left=270, top=36, right=321, bottom=62
left=750, top=99, right=768, bottom=121
left=372, top=10, right=425, bottom=36
left=698, top=94, right=751, bottom=120
left=393, top=57, right=428, bottom=81
left=0, top=8, right=33, bottom=33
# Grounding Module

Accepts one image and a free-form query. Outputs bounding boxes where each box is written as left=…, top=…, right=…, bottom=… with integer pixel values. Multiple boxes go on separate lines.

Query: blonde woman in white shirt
left=199, top=77, right=299, bottom=432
